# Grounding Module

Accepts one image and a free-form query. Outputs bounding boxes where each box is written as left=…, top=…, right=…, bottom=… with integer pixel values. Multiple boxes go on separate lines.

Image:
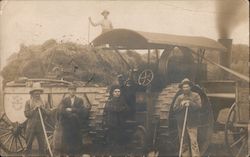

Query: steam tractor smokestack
left=218, top=39, right=232, bottom=79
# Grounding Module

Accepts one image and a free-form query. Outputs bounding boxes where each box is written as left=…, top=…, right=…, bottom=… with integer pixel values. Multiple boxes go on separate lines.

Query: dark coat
left=173, top=92, right=202, bottom=127
left=104, top=96, right=129, bottom=144
left=55, top=96, right=87, bottom=155
left=24, top=99, right=50, bottom=136
left=104, top=96, right=128, bottom=128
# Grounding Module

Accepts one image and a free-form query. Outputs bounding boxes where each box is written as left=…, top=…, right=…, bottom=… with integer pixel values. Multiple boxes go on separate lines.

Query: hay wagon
left=0, top=29, right=248, bottom=156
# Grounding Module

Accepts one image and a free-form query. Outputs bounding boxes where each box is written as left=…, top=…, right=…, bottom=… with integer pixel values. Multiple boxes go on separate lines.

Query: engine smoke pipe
left=218, top=38, right=233, bottom=79
left=218, top=39, right=232, bottom=69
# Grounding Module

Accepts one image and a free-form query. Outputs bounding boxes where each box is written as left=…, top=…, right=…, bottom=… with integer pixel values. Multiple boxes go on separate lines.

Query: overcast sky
left=0, top=0, right=249, bottom=68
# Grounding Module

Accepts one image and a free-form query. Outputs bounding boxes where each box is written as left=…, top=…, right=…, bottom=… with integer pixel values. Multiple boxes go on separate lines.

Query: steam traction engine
left=0, top=29, right=248, bottom=156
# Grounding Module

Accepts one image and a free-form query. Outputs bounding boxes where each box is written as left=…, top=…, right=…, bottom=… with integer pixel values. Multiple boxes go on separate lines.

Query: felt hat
left=30, top=82, right=43, bottom=94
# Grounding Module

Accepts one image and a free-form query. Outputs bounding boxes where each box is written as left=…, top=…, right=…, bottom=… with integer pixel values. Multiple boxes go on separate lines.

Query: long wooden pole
left=113, top=48, right=132, bottom=70
left=179, top=106, right=189, bottom=157
left=88, top=20, right=90, bottom=44
left=38, top=108, right=53, bottom=157
left=192, top=51, right=249, bottom=82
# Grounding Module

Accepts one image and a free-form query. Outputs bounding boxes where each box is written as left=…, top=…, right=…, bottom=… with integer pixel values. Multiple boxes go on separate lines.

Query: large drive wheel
left=88, top=88, right=109, bottom=145
left=155, top=83, right=214, bottom=156
left=133, top=125, right=146, bottom=149
left=0, top=113, right=26, bottom=155
left=155, top=84, right=180, bottom=156
left=0, top=112, right=56, bottom=156
left=225, top=103, right=248, bottom=157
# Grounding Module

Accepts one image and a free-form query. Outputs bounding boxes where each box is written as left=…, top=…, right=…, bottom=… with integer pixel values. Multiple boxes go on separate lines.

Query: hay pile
left=1, top=39, right=145, bottom=85
left=2, top=39, right=248, bottom=85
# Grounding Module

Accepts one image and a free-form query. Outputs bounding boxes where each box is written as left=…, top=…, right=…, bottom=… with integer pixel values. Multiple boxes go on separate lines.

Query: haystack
left=1, top=39, right=145, bottom=85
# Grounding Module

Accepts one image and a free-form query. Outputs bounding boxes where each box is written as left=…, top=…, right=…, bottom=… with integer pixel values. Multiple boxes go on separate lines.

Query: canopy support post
left=148, top=49, right=151, bottom=64
left=155, top=49, right=159, bottom=65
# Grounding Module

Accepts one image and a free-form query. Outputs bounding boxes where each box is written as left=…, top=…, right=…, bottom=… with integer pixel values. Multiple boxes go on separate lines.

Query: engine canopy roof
left=92, top=29, right=226, bottom=51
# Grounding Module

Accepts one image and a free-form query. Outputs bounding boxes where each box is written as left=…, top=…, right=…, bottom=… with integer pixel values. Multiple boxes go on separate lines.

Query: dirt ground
left=0, top=131, right=243, bottom=157
left=206, top=131, right=233, bottom=157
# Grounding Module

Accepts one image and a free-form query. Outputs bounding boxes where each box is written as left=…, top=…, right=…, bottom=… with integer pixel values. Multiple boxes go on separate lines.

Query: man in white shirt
left=89, top=10, right=113, bottom=33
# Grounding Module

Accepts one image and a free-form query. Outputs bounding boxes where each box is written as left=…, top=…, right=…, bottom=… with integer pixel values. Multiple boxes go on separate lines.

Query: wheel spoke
left=15, top=137, right=18, bottom=152
left=0, top=127, right=11, bottom=131
left=48, top=135, right=53, bottom=145
left=236, top=139, right=247, bottom=157
left=17, top=136, right=24, bottom=150
left=19, top=133, right=26, bottom=140
left=141, top=72, right=146, bottom=77
left=227, top=131, right=241, bottom=135
left=146, top=78, right=152, bottom=83
left=230, top=135, right=246, bottom=148
left=45, top=121, right=54, bottom=130
left=8, top=136, right=14, bottom=151
left=1, top=119, right=11, bottom=126
left=46, top=130, right=54, bottom=134
left=3, top=134, right=12, bottom=145
left=146, top=76, right=152, bottom=80
left=139, top=76, right=147, bottom=80
left=0, top=131, right=12, bottom=138
left=0, top=114, right=10, bottom=126
left=0, top=113, right=6, bottom=121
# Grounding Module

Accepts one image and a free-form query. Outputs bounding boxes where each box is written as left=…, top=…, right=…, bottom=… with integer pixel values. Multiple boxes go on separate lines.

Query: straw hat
left=101, top=10, right=110, bottom=16
left=29, top=82, right=43, bottom=94
left=179, top=78, right=193, bottom=88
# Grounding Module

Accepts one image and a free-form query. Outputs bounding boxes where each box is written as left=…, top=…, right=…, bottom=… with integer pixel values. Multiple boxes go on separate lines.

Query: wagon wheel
left=138, top=69, right=154, bottom=86
left=0, top=113, right=26, bottom=155
left=225, top=103, right=248, bottom=157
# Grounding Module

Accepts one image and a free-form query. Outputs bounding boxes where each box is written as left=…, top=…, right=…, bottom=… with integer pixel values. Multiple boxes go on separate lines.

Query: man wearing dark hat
left=173, top=78, right=202, bottom=157
left=56, top=85, right=87, bottom=157
left=24, top=82, right=51, bottom=156
left=88, top=10, right=113, bottom=33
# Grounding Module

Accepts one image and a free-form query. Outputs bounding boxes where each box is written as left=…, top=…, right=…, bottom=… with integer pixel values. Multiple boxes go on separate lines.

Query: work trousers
left=25, top=130, right=46, bottom=156
left=178, top=126, right=200, bottom=157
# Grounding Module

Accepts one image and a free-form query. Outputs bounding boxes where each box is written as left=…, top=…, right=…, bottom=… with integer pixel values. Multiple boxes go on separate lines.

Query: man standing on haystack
left=24, top=82, right=51, bottom=156
left=173, top=78, right=202, bottom=157
left=89, top=10, right=113, bottom=33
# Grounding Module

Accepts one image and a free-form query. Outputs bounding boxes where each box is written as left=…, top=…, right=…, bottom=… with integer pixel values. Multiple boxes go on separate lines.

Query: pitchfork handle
left=179, top=106, right=189, bottom=157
